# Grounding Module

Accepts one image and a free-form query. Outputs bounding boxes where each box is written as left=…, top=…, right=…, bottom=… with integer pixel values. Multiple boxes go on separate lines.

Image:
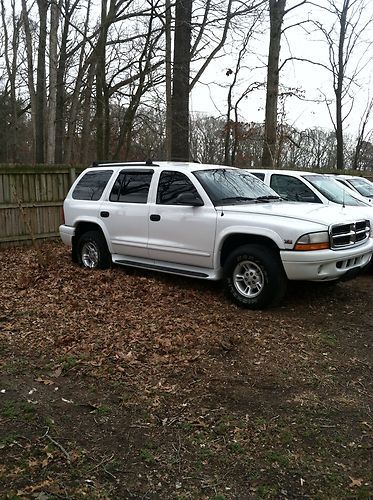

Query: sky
left=190, top=0, right=373, bottom=137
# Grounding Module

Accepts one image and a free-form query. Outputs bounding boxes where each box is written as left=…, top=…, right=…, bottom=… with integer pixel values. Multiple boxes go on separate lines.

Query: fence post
left=69, top=167, right=76, bottom=186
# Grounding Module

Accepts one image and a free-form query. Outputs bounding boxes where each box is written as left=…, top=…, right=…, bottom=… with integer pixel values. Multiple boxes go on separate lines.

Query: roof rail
left=88, top=160, right=158, bottom=168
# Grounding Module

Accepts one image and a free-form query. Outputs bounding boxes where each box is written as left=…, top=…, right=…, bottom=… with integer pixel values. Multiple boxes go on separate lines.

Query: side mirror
left=175, top=192, right=204, bottom=206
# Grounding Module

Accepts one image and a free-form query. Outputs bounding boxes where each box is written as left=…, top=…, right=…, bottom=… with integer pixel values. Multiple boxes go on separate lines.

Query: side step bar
left=115, top=259, right=209, bottom=278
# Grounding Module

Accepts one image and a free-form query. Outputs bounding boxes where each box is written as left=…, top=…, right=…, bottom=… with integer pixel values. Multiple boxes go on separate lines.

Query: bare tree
left=165, top=0, right=172, bottom=160
left=0, top=0, right=21, bottom=162
left=353, top=95, right=373, bottom=170
left=171, top=0, right=267, bottom=162
left=21, top=0, right=37, bottom=160
left=313, top=0, right=372, bottom=170
left=35, top=0, right=48, bottom=163
left=171, top=0, right=192, bottom=161
left=261, top=0, right=307, bottom=167
left=46, top=0, right=60, bottom=164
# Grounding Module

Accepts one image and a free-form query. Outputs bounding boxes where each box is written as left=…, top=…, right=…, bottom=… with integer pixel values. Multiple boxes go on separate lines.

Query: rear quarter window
left=72, top=170, right=113, bottom=200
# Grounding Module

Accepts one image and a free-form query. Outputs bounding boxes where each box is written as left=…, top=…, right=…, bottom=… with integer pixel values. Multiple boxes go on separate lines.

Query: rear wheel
left=77, top=230, right=111, bottom=269
left=223, top=244, right=287, bottom=309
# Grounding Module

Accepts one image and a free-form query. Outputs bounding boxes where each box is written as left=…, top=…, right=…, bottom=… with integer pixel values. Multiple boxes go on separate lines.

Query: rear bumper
left=281, top=239, right=373, bottom=281
left=59, top=225, right=75, bottom=246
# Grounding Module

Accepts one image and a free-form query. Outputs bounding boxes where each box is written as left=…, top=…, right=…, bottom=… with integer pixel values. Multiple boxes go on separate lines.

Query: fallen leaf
left=35, top=377, right=55, bottom=385
left=349, top=477, right=363, bottom=487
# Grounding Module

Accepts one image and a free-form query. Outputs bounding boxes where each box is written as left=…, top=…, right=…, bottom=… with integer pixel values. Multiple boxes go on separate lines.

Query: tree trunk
left=335, top=0, right=349, bottom=170
left=165, top=0, right=172, bottom=160
left=171, top=0, right=192, bottom=162
left=35, top=0, right=48, bottom=163
left=46, top=0, right=60, bottom=164
left=80, top=64, right=95, bottom=165
left=0, top=0, right=20, bottom=163
left=95, top=0, right=108, bottom=161
left=21, top=0, right=37, bottom=161
left=261, top=0, right=286, bottom=168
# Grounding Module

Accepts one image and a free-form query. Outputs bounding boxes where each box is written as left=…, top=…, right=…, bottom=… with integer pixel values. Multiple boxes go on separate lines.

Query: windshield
left=348, top=178, right=373, bottom=197
left=304, top=175, right=367, bottom=206
left=194, top=168, right=281, bottom=205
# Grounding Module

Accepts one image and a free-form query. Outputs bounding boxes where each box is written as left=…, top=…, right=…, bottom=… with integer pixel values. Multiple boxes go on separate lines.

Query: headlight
left=294, top=231, right=330, bottom=251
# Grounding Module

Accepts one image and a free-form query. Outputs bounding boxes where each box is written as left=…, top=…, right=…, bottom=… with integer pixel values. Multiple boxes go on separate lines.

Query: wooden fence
left=1, top=164, right=373, bottom=248
left=0, top=165, right=81, bottom=247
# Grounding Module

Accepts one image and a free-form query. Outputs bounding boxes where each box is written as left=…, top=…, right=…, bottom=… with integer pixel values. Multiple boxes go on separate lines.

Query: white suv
left=330, top=174, right=373, bottom=204
left=60, top=161, right=373, bottom=309
left=248, top=169, right=373, bottom=224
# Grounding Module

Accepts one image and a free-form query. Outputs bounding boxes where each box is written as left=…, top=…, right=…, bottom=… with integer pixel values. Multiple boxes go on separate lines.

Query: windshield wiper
left=255, top=195, right=281, bottom=202
left=219, top=196, right=256, bottom=203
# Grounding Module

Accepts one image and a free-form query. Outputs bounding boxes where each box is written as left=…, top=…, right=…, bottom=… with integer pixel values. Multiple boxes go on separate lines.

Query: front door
left=148, top=170, right=217, bottom=268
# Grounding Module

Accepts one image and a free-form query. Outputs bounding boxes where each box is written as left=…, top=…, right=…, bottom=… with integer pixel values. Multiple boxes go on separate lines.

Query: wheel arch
left=219, top=233, right=282, bottom=268
left=72, top=221, right=110, bottom=262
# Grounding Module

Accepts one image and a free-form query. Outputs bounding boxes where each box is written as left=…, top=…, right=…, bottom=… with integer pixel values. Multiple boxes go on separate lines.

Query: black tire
left=223, top=244, right=287, bottom=309
left=77, top=230, right=111, bottom=269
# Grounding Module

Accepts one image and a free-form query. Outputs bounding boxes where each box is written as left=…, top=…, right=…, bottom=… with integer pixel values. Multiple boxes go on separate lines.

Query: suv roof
left=87, top=161, right=242, bottom=173
left=248, top=169, right=325, bottom=177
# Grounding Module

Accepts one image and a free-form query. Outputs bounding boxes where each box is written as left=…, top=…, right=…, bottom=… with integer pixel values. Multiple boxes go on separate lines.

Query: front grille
left=330, top=220, right=370, bottom=249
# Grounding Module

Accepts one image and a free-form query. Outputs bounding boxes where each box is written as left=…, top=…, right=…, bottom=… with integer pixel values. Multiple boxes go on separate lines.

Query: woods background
left=1, top=0, right=373, bottom=171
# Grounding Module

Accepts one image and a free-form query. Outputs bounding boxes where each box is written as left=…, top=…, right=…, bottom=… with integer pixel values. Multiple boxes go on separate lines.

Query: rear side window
left=109, top=170, right=153, bottom=203
left=72, top=170, right=113, bottom=200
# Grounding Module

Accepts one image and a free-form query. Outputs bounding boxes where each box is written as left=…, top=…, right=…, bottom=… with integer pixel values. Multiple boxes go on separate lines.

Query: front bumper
left=281, top=239, right=373, bottom=281
left=59, top=224, right=75, bottom=246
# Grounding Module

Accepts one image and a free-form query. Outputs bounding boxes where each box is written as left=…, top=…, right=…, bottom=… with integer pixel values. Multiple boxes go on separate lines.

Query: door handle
left=100, top=211, right=110, bottom=218
left=150, top=214, right=161, bottom=222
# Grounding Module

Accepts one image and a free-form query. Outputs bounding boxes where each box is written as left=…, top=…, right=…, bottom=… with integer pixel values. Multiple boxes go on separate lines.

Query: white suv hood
left=218, top=201, right=370, bottom=227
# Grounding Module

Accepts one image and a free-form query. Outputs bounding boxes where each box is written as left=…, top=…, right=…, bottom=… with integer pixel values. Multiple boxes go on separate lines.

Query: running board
left=115, top=259, right=209, bottom=278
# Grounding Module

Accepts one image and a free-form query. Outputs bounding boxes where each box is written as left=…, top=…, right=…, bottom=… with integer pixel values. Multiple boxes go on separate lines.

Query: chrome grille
left=330, top=220, right=370, bottom=249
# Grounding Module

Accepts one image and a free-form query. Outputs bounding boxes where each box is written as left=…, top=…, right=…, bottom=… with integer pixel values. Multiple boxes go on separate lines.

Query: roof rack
left=89, top=159, right=157, bottom=168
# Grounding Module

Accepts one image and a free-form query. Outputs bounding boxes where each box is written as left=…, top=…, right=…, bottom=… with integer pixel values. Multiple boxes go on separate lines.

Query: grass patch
left=1, top=401, right=36, bottom=420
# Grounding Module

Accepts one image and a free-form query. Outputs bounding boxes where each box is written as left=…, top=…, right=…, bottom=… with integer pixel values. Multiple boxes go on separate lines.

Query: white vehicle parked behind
left=329, top=174, right=373, bottom=204
left=248, top=169, right=373, bottom=227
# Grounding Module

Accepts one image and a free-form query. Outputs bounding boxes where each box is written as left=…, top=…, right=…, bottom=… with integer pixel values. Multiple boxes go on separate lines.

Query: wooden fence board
left=0, top=166, right=82, bottom=247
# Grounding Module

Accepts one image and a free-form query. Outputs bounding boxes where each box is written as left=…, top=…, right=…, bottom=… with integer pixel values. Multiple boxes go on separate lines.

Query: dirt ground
left=0, top=241, right=372, bottom=499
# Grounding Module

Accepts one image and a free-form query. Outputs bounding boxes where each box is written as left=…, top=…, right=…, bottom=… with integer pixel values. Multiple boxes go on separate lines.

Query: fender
left=215, top=225, right=284, bottom=269
left=72, top=216, right=113, bottom=253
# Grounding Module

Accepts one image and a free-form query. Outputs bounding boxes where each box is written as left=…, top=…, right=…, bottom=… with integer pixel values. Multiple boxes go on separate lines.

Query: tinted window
left=72, top=170, right=113, bottom=200
left=270, top=174, right=321, bottom=203
left=109, top=170, right=153, bottom=203
left=250, top=172, right=265, bottom=181
left=157, top=171, right=200, bottom=205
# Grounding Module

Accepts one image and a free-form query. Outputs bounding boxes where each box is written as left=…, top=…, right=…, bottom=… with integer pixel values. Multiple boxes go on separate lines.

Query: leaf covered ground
left=0, top=241, right=372, bottom=499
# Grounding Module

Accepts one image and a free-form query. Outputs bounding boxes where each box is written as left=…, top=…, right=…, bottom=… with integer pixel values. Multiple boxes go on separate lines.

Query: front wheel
left=77, top=230, right=111, bottom=269
left=223, top=244, right=287, bottom=309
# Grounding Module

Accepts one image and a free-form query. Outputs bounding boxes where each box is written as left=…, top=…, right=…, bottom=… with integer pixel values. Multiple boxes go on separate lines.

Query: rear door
left=100, top=169, right=153, bottom=259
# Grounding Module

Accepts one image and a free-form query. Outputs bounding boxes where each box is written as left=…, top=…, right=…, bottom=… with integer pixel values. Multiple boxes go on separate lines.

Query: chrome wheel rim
left=81, top=242, right=99, bottom=268
left=233, top=260, right=264, bottom=298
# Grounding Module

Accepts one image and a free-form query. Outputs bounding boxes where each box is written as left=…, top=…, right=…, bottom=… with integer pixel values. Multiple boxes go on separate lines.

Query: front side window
left=304, top=175, right=368, bottom=206
left=109, top=170, right=153, bottom=203
left=157, top=171, right=200, bottom=205
left=72, top=170, right=113, bottom=200
left=270, top=174, right=321, bottom=203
